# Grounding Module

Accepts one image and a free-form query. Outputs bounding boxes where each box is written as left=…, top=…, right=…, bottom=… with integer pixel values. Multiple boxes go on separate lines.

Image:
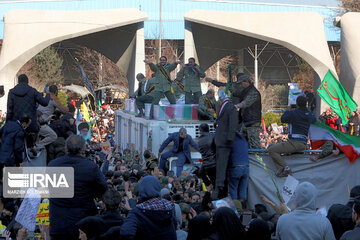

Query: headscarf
left=187, top=213, right=212, bottom=240
left=247, top=218, right=271, bottom=240
left=138, top=176, right=161, bottom=202
left=213, top=207, right=246, bottom=240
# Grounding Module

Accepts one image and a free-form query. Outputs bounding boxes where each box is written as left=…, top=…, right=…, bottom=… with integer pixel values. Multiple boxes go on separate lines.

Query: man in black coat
left=48, top=135, right=108, bottom=240
left=0, top=114, right=31, bottom=169
left=6, top=74, right=50, bottom=134
left=328, top=185, right=360, bottom=239
left=96, top=189, right=124, bottom=229
left=213, top=90, right=238, bottom=199
left=198, top=123, right=216, bottom=187
left=340, top=199, right=360, bottom=240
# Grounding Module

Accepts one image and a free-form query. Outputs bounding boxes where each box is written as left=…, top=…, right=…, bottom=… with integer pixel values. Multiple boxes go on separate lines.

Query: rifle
left=225, top=65, right=233, bottom=97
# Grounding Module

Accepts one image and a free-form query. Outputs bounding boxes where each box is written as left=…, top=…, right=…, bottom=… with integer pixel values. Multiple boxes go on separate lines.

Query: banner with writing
left=317, top=70, right=358, bottom=125
left=281, top=175, right=299, bottom=204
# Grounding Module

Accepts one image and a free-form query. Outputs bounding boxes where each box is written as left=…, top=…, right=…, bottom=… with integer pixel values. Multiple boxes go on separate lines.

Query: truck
left=115, top=106, right=360, bottom=212
left=115, top=110, right=214, bottom=171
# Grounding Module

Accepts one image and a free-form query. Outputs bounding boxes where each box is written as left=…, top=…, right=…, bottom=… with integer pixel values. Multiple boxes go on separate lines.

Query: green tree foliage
left=31, top=46, right=63, bottom=85
left=262, top=112, right=283, bottom=126
left=57, top=90, right=68, bottom=106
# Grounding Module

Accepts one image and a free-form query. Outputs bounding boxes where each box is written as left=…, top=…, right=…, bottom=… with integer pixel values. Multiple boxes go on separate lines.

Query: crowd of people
left=0, top=64, right=359, bottom=240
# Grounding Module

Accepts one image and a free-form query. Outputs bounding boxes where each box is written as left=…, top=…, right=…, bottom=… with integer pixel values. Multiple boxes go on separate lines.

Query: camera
left=85, top=147, right=102, bottom=159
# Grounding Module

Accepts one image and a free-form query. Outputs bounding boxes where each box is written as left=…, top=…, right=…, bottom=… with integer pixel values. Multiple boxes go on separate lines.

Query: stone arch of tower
left=0, top=8, right=147, bottom=111
left=184, top=10, right=338, bottom=113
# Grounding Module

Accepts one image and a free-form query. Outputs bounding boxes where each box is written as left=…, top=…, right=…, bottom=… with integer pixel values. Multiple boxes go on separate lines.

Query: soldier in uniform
left=197, top=89, right=219, bottom=121
left=205, top=72, right=246, bottom=105
left=144, top=56, right=181, bottom=119
left=310, top=141, right=340, bottom=162
left=134, top=73, right=156, bottom=117
left=234, top=74, right=262, bottom=149
left=176, top=57, right=205, bottom=104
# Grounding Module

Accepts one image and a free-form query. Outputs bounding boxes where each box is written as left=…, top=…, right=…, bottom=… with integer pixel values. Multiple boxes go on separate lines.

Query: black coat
left=198, top=132, right=216, bottom=169
left=327, top=201, right=355, bottom=239
left=48, top=154, right=108, bottom=235
left=7, top=82, right=50, bottom=133
left=0, top=120, right=25, bottom=166
left=236, top=84, right=262, bottom=126
left=214, top=101, right=238, bottom=148
left=97, top=210, right=124, bottom=230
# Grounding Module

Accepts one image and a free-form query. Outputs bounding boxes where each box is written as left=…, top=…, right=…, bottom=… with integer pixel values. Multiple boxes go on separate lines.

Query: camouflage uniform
left=148, top=62, right=178, bottom=118
left=197, top=94, right=219, bottom=121
left=176, top=64, right=205, bottom=104
left=317, top=140, right=334, bottom=159
left=237, top=85, right=262, bottom=149
left=122, top=155, right=132, bottom=167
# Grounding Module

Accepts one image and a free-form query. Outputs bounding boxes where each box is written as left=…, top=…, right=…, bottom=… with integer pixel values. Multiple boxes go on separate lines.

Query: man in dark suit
left=213, top=90, right=238, bottom=199
left=7, top=74, right=50, bottom=135
left=158, top=127, right=199, bottom=177
left=48, top=135, right=108, bottom=240
left=0, top=114, right=31, bottom=167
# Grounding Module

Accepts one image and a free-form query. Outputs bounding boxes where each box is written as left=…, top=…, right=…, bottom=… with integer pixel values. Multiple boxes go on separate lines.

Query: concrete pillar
left=339, top=13, right=360, bottom=105
left=124, top=22, right=145, bottom=95
left=184, top=21, right=198, bottom=64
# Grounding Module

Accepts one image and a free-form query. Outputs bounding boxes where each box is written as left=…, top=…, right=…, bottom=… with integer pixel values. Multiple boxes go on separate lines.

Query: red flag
left=262, top=118, right=266, bottom=134
left=71, top=99, right=76, bottom=109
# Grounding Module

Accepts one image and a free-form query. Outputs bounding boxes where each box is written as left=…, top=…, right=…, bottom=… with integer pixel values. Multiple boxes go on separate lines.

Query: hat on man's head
left=236, top=73, right=251, bottom=83
left=218, top=90, right=229, bottom=101
left=136, top=73, right=145, bottom=80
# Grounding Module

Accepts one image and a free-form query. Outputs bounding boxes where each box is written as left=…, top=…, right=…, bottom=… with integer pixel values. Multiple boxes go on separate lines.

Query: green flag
left=317, top=70, right=357, bottom=124
left=98, top=98, right=101, bottom=110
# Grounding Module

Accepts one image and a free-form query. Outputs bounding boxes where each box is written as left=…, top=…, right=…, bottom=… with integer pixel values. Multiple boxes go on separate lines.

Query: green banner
left=317, top=70, right=358, bottom=124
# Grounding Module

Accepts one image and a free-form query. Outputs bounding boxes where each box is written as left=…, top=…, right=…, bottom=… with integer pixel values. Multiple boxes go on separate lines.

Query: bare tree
left=73, top=46, right=127, bottom=89
left=292, top=57, right=315, bottom=93
left=340, top=0, right=360, bottom=12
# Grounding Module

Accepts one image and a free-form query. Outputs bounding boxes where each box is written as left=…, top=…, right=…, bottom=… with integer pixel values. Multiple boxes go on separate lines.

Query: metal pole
left=254, top=44, right=258, bottom=89
left=159, top=0, right=162, bottom=57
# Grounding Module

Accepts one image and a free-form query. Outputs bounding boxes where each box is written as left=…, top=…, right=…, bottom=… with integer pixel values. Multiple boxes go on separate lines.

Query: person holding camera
left=48, top=135, right=107, bottom=240
left=268, top=96, right=316, bottom=178
left=176, top=57, right=205, bottom=104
